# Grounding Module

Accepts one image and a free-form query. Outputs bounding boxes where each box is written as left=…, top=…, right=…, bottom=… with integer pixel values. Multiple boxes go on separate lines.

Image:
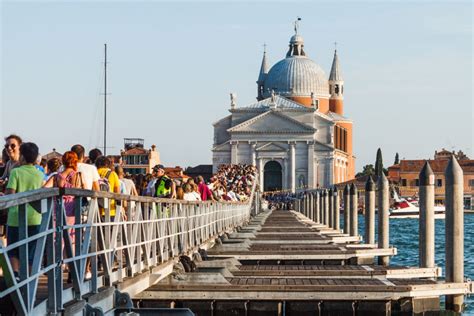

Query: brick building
left=120, top=138, right=160, bottom=175
left=388, top=150, right=473, bottom=210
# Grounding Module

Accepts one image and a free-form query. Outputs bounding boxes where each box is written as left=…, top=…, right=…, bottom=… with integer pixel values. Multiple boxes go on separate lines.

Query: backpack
left=98, top=170, right=112, bottom=209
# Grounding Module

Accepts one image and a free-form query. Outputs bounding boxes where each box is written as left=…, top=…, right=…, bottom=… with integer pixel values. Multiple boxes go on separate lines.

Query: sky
left=1, top=1, right=472, bottom=171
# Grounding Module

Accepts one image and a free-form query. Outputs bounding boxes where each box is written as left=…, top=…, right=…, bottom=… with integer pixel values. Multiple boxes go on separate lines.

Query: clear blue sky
left=1, top=1, right=472, bottom=170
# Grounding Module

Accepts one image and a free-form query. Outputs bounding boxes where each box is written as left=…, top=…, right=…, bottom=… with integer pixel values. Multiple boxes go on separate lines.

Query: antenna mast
left=104, top=43, right=107, bottom=155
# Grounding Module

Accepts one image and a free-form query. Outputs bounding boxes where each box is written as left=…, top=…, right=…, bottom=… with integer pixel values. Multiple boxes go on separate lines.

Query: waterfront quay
left=0, top=158, right=472, bottom=315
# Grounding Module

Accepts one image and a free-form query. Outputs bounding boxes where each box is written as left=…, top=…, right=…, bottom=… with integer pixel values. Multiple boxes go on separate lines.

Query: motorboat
left=390, top=190, right=445, bottom=219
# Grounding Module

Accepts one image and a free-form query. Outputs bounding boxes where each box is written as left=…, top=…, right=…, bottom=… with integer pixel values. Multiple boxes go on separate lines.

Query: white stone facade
left=212, top=96, right=339, bottom=191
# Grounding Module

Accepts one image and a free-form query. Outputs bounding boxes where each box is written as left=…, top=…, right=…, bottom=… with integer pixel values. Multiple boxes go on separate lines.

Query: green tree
left=375, top=148, right=384, bottom=177
left=355, top=164, right=375, bottom=178
left=394, top=152, right=400, bottom=165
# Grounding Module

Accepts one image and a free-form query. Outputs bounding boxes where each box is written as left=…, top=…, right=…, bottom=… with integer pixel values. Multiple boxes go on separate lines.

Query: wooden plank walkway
left=135, top=209, right=472, bottom=314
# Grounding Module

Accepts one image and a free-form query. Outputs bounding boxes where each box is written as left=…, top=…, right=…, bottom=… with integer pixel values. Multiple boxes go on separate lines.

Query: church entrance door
left=264, top=161, right=282, bottom=192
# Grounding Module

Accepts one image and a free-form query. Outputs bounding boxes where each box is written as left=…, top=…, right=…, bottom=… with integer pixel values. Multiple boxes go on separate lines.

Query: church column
left=231, top=141, right=239, bottom=164
left=307, top=141, right=315, bottom=189
left=283, top=158, right=288, bottom=190
left=289, top=141, right=296, bottom=193
left=258, top=158, right=264, bottom=191
left=327, top=157, right=334, bottom=187
left=250, top=142, right=257, bottom=166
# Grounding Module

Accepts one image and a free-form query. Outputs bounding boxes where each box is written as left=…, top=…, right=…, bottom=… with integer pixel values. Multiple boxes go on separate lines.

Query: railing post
left=350, top=183, right=358, bottom=237
left=364, top=177, right=376, bottom=244
left=445, top=157, right=464, bottom=312
left=419, top=162, right=435, bottom=268
left=328, top=188, right=334, bottom=228
left=343, top=185, right=350, bottom=234
left=333, top=186, right=340, bottom=231
left=377, top=173, right=390, bottom=266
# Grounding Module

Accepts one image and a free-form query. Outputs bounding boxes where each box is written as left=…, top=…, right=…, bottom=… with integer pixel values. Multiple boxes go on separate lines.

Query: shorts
left=7, top=225, right=41, bottom=264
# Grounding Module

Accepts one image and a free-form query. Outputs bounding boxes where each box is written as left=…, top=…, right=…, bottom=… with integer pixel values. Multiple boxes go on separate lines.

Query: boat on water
left=390, top=191, right=445, bottom=219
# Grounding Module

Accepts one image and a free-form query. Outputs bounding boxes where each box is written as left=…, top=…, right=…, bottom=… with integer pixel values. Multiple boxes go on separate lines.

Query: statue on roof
left=230, top=92, right=237, bottom=108
left=294, top=17, right=301, bottom=34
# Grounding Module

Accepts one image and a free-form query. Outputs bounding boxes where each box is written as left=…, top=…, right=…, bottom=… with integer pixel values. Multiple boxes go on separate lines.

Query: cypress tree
left=394, top=152, right=400, bottom=165
left=375, top=148, right=383, bottom=177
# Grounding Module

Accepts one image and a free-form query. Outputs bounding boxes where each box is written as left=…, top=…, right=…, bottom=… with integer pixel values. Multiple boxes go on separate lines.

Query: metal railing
left=0, top=181, right=259, bottom=315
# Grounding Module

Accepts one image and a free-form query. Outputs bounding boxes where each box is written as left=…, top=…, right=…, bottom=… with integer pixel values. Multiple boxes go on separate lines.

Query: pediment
left=212, top=141, right=231, bottom=152
left=227, top=111, right=315, bottom=134
left=256, top=142, right=288, bottom=152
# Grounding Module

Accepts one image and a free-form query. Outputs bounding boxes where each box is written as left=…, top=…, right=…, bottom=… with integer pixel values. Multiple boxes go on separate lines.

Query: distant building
left=42, top=149, right=63, bottom=161
left=120, top=138, right=160, bottom=175
left=164, top=166, right=190, bottom=183
left=434, top=148, right=469, bottom=161
left=212, top=23, right=355, bottom=192
left=185, top=164, right=213, bottom=182
left=388, top=149, right=474, bottom=209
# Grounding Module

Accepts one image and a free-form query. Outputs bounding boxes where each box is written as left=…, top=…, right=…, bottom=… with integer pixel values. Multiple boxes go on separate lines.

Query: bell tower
left=256, top=45, right=269, bottom=101
left=329, top=48, right=344, bottom=115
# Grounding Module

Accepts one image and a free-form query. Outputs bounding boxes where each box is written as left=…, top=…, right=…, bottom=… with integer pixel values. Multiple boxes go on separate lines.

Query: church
left=212, top=24, right=355, bottom=192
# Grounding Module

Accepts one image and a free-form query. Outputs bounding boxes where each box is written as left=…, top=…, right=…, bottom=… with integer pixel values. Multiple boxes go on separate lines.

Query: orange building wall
left=289, top=96, right=330, bottom=113
left=329, top=99, right=344, bottom=115
left=336, top=121, right=355, bottom=180
left=290, top=96, right=312, bottom=106
left=318, top=98, right=329, bottom=113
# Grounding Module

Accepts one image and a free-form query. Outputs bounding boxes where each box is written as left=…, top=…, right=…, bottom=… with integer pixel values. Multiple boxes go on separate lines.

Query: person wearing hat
left=151, top=164, right=175, bottom=199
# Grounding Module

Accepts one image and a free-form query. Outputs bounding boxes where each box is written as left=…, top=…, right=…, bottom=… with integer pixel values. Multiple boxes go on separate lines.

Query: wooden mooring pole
left=323, top=189, right=329, bottom=226
left=445, top=157, right=464, bottom=312
left=364, top=177, right=375, bottom=244
left=332, top=186, right=340, bottom=231
left=343, top=185, right=350, bottom=234
left=349, top=183, right=358, bottom=237
left=419, top=162, right=435, bottom=268
left=377, top=173, right=390, bottom=266
left=314, top=191, right=320, bottom=224
left=328, top=187, right=334, bottom=228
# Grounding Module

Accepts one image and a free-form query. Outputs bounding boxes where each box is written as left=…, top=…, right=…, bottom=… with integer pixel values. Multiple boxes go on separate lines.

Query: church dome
left=263, top=56, right=329, bottom=98
left=262, top=33, right=329, bottom=98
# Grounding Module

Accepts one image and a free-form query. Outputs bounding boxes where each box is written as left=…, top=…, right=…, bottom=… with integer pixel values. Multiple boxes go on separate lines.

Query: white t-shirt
left=77, top=163, right=100, bottom=190
left=183, top=191, right=201, bottom=201
left=121, top=178, right=136, bottom=195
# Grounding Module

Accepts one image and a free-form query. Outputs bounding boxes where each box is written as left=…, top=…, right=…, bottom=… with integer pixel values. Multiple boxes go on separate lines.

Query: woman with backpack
left=95, top=156, right=121, bottom=221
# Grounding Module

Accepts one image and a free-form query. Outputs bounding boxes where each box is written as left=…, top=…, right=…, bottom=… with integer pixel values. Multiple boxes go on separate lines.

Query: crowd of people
left=0, top=134, right=257, bottom=280
left=263, top=191, right=300, bottom=210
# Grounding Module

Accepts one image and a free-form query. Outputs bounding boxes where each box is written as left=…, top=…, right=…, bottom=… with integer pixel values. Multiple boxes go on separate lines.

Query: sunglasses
left=4, top=144, right=16, bottom=150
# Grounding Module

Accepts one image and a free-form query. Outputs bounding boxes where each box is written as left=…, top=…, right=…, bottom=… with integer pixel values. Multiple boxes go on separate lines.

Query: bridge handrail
left=0, top=187, right=250, bottom=209
left=0, top=178, right=259, bottom=315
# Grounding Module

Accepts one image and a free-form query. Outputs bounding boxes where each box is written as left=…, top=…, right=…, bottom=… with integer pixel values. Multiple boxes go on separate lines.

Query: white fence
left=0, top=182, right=259, bottom=315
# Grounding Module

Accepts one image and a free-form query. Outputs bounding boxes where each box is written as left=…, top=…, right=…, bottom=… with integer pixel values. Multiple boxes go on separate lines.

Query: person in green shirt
left=5, top=142, right=44, bottom=277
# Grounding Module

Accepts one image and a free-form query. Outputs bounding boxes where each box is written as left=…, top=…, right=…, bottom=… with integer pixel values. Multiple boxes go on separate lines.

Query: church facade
left=212, top=26, right=355, bottom=192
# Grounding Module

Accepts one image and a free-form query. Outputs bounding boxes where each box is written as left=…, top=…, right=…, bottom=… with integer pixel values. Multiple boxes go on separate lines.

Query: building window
left=401, top=179, right=407, bottom=186
left=469, top=179, right=474, bottom=187
left=436, top=179, right=443, bottom=187
left=415, top=179, right=419, bottom=187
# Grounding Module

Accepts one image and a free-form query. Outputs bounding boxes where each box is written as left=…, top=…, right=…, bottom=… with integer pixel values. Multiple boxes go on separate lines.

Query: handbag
left=74, top=172, right=90, bottom=214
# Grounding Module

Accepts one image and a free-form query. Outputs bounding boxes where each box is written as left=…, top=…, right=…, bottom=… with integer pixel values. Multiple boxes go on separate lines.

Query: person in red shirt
left=197, top=176, right=214, bottom=201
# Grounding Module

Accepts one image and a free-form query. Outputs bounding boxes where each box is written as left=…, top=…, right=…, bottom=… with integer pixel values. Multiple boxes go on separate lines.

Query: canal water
left=356, top=214, right=474, bottom=314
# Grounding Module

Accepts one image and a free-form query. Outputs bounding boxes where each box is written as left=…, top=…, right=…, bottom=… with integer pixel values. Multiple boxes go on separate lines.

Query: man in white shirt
left=71, top=144, right=100, bottom=191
